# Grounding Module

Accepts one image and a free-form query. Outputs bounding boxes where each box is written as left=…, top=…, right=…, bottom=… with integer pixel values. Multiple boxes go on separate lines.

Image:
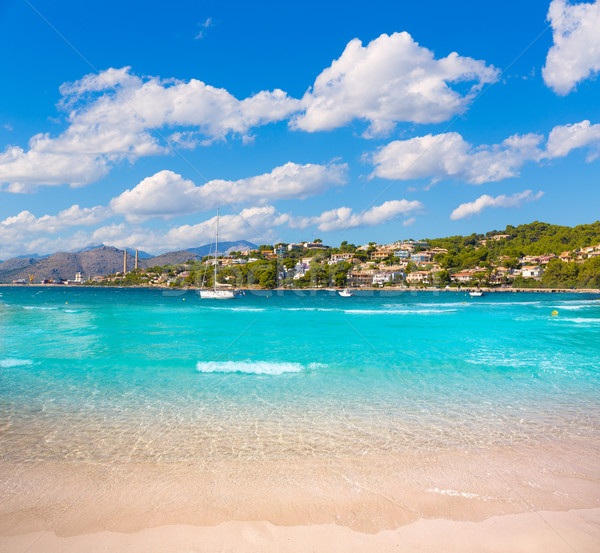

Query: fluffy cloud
left=292, top=200, right=423, bottom=232
left=450, top=190, right=544, bottom=220
left=0, top=205, right=287, bottom=259
left=0, top=197, right=424, bottom=259
left=370, top=120, right=600, bottom=184
left=0, top=67, right=301, bottom=190
left=291, top=32, right=498, bottom=136
left=543, top=0, right=600, bottom=95
left=0, top=147, right=109, bottom=192
left=544, top=120, right=600, bottom=159
left=0, top=204, right=108, bottom=236
left=370, top=132, right=543, bottom=184
left=110, top=162, right=348, bottom=221
left=81, top=206, right=290, bottom=254
left=0, top=204, right=109, bottom=257
left=0, top=34, right=499, bottom=190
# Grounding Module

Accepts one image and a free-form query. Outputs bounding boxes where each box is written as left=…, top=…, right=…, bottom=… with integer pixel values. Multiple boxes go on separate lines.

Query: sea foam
left=196, top=360, right=323, bottom=375
left=0, top=358, right=34, bottom=368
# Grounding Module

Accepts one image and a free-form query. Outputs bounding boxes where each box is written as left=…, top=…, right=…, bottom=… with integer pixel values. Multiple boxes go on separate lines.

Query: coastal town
left=10, top=223, right=600, bottom=290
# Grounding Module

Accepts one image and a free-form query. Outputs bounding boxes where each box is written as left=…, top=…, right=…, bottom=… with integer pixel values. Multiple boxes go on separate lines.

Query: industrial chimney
left=135, top=249, right=139, bottom=270
left=123, top=249, right=127, bottom=274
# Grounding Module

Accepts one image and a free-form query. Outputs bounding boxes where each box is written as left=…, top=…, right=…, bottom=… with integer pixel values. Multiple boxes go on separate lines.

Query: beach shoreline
left=2, top=439, right=599, bottom=551
left=2, top=288, right=599, bottom=552
left=3, top=508, right=599, bottom=553
left=1, top=283, right=599, bottom=294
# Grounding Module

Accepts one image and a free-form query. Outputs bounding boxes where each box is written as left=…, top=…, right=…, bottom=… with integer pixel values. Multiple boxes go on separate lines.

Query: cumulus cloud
left=0, top=204, right=110, bottom=257
left=0, top=204, right=108, bottom=236
left=110, top=162, right=348, bottom=221
left=0, top=197, right=425, bottom=258
left=370, top=132, right=544, bottom=184
left=544, top=120, right=600, bottom=159
left=543, top=0, right=600, bottom=95
left=370, top=119, right=600, bottom=185
left=291, top=32, right=498, bottom=136
left=0, top=34, right=499, bottom=190
left=292, top=200, right=423, bottom=232
left=0, top=147, right=109, bottom=192
left=450, top=190, right=544, bottom=220
left=0, top=67, right=301, bottom=190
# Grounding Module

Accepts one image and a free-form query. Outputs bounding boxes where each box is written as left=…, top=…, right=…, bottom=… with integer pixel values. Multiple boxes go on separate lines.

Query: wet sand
left=2, top=439, right=599, bottom=552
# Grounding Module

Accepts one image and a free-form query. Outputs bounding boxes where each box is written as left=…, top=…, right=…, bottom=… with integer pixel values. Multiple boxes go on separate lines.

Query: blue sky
left=0, top=0, right=599, bottom=257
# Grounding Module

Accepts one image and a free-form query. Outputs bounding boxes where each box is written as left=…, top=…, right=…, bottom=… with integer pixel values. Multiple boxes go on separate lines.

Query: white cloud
left=0, top=204, right=110, bottom=257
left=370, top=120, right=600, bottom=185
left=110, top=162, right=347, bottom=222
left=0, top=197, right=424, bottom=258
left=370, top=132, right=543, bottom=184
left=0, top=204, right=108, bottom=236
left=450, top=190, right=544, bottom=220
left=543, top=0, right=600, bottom=95
left=292, top=199, right=423, bottom=232
left=544, top=120, right=600, bottom=159
left=0, top=34, right=499, bottom=191
left=0, top=147, right=109, bottom=192
left=0, top=67, right=301, bottom=190
left=195, top=17, right=213, bottom=40
left=291, top=32, right=498, bottom=136
left=0, top=206, right=285, bottom=259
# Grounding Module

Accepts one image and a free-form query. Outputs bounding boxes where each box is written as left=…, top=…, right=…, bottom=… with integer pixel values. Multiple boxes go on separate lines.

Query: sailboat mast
left=214, top=208, right=219, bottom=291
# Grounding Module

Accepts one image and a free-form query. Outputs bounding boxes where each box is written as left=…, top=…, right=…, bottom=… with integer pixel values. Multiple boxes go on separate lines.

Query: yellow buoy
left=551, top=310, right=558, bottom=317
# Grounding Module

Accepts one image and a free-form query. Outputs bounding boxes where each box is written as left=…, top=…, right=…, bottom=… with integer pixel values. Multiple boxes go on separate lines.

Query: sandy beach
left=2, top=439, right=600, bottom=552
left=2, top=288, right=600, bottom=552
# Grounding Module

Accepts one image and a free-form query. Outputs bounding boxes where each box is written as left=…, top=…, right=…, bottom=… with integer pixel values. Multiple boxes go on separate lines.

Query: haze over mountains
left=0, top=241, right=257, bottom=283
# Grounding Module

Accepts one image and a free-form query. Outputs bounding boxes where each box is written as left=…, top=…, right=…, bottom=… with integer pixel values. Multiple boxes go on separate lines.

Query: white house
left=372, top=271, right=405, bottom=285
left=521, top=265, right=544, bottom=278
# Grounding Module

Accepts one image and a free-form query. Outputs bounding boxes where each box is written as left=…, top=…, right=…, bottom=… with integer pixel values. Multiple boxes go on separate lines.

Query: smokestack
left=123, top=249, right=127, bottom=274
left=135, top=249, right=139, bottom=270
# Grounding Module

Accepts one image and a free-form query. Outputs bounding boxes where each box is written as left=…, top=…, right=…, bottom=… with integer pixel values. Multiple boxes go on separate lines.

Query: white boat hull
left=200, top=290, right=239, bottom=299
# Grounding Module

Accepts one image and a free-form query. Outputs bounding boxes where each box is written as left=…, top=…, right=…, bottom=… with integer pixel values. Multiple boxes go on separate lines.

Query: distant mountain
left=186, top=240, right=257, bottom=257
left=140, top=250, right=201, bottom=268
left=126, top=248, right=153, bottom=259
left=74, top=244, right=105, bottom=253
left=13, top=253, right=48, bottom=260
left=0, top=256, right=41, bottom=274
left=0, top=246, right=137, bottom=283
left=0, top=240, right=259, bottom=283
left=75, top=244, right=153, bottom=259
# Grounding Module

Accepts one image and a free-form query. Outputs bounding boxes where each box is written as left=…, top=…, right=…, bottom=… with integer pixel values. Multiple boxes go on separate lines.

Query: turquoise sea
left=1, top=287, right=600, bottom=464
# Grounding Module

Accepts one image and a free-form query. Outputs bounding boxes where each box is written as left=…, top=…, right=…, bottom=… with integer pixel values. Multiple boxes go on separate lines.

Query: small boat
left=200, top=289, right=239, bottom=299
left=469, top=291, right=484, bottom=297
left=200, top=209, right=241, bottom=300
left=339, top=288, right=354, bottom=297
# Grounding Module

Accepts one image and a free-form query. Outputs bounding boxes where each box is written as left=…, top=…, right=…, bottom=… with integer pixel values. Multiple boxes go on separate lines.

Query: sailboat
left=200, top=209, right=240, bottom=299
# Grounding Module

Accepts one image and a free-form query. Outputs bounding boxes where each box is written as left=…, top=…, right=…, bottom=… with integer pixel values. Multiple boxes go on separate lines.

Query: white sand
left=2, top=508, right=599, bottom=553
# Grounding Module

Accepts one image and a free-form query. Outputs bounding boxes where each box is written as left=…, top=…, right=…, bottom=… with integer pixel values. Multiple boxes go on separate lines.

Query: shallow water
left=1, top=287, right=599, bottom=464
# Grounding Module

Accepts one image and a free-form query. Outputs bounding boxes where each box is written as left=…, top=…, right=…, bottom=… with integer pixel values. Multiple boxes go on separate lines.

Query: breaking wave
left=196, top=360, right=324, bottom=375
